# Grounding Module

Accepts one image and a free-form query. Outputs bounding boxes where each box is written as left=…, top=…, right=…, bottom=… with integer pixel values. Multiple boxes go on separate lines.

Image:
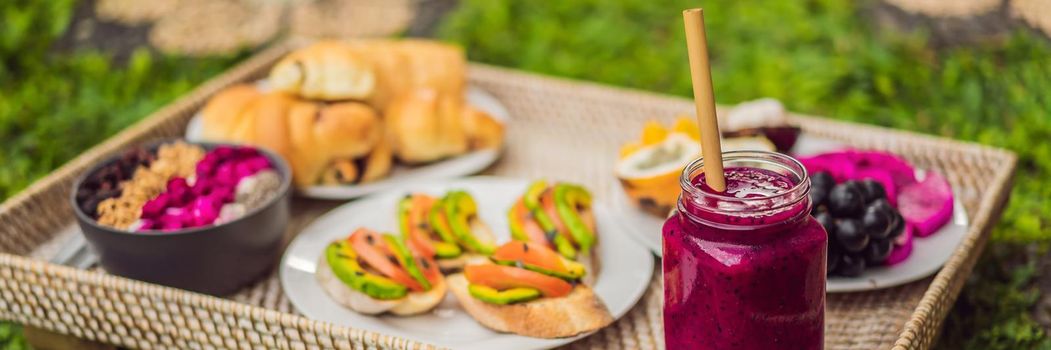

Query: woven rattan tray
left=0, top=39, right=1017, bottom=349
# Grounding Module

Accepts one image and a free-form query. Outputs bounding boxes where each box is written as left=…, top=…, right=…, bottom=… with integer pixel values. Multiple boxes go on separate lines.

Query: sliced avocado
left=468, top=283, right=541, bottom=305
left=443, top=191, right=496, bottom=255
left=507, top=205, right=530, bottom=242
left=523, top=180, right=556, bottom=233
left=428, top=198, right=460, bottom=247
left=402, top=195, right=463, bottom=259
left=382, top=234, right=431, bottom=291
left=554, top=184, right=596, bottom=252
left=325, top=241, right=407, bottom=300
left=397, top=196, right=414, bottom=241
left=433, top=241, right=462, bottom=258
left=552, top=235, right=577, bottom=259
left=492, top=257, right=586, bottom=281
left=523, top=181, right=577, bottom=259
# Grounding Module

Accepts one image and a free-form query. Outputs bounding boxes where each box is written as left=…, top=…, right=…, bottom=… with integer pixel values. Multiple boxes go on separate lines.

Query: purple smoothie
left=663, top=160, right=826, bottom=349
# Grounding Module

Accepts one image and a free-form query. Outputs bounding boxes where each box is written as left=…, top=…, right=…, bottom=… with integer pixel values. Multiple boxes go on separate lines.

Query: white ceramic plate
left=280, top=177, right=654, bottom=350
left=186, top=84, right=511, bottom=200
left=613, top=135, right=970, bottom=293
left=826, top=197, right=968, bottom=292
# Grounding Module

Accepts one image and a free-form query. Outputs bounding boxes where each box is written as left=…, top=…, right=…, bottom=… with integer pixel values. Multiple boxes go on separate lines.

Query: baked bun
left=199, top=87, right=384, bottom=187
left=200, top=84, right=263, bottom=142
left=447, top=273, right=614, bottom=338
left=269, top=41, right=376, bottom=101
left=385, top=89, right=469, bottom=164
left=461, top=105, right=505, bottom=150
left=287, top=101, right=382, bottom=187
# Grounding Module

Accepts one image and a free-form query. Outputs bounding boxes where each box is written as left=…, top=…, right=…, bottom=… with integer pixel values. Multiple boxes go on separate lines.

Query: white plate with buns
left=279, top=177, right=653, bottom=350
left=187, top=85, right=510, bottom=199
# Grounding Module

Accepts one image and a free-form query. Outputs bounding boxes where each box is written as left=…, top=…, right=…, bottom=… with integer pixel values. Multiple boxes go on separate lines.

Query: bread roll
left=461, top=105, right=505, bottom=150
left=447, top=274, right=614, bottom=338
left=269, top=39, right=466, bottom=111
left=287, top=101, right=381, bottom=187
left=269, top=41, right=377, bottom=101
left=345, top=39, right=467, bottom=110
left=200, top=84, right=262, bottom=142
left=385, top=89, right=469, bottom=164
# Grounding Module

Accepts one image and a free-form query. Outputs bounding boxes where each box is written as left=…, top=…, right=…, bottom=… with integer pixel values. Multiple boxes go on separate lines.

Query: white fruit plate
left=279, top=177, right=654, bottom=350
left=613, top=134, right=970, bottom=293
left=186, top=82, right=510, bottom=200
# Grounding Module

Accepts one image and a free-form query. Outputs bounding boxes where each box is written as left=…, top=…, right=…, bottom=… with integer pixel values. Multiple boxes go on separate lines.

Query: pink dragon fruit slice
left=844, top=150, right=918, bottom=190
left=190, top=197, right=221, bottom=226
left=213, top=146, right=236, bottom=159
left=898, top=171, right=954, bottom=237
left=234, top=161, right=258, bottom=181
left=140, top=193, right=169, bottom=219
left=213, top=162, right=237, bottom=186
left=884, top=224, right=914, bottom=265
left=158, top=213, right=184, bottom=231
left=799, top=155, right=858, bottom=183
left=245, top=156, right=271, bottom=172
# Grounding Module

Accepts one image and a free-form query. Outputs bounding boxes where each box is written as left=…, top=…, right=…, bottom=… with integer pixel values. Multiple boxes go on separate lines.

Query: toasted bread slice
left=447, top=274, right=614, bottom=338
left=316, top=256, right=445, bottom=316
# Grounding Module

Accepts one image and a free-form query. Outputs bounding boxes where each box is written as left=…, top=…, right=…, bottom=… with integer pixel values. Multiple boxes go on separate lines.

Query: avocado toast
left=400, top=191, right=497, bottom=271
left=447, top=241, right=613, bottom=338
left=317, top=228, right=447, bottom=316
left=508, top=180, right=600, bottom=285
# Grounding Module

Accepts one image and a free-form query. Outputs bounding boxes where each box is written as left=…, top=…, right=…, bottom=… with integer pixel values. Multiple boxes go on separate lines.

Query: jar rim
left=678, top=150, right=810, bottom=213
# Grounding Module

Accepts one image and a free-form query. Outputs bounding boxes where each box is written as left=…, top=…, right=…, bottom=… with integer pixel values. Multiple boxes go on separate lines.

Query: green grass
left=0, top=1, right=244, bottom=199
left=439, top=0, right=1051, bottom=348
left=0, top=1, right=242, bottom=346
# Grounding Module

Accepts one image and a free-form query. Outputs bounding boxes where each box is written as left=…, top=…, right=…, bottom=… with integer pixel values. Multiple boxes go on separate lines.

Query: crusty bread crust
left=316, top=257, right=401, bottom=315
left=316, top=255, right=445, bottom=316
left=447, top=274, right=613, bottom=338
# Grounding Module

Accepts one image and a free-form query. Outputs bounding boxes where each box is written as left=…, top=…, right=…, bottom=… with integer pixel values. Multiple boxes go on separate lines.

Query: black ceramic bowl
left=71, top=141, right=292, bottom=296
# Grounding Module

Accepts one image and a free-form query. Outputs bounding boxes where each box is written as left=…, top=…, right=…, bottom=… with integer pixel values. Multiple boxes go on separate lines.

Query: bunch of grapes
left=810, top=172, right=905, bottom=277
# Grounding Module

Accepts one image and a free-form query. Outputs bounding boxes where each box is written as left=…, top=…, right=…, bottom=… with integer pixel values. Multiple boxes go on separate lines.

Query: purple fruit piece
left=213, top=146, right=236, bottom=159
left=137, top=219, right=156, bottom=231
left=234, top=161, right=258, bottom=181
left=190, top=197, right=220, bottom=226
left=167, top=177, right=189, bottom=192
left=760, top=126, right=801, bottom=152
left=208, top=186, right=235, bottom=203
left=159, top=214, right=184, bottom=231
left=246, top=156, right=271, bottom=172
left=854, top=168, right=899, bottom=207
left=214, top=162, right=237, bottom=186
left=898, top=171, right=954, bottom=237
left=799, top=155, right=858, bottom=183
left=844, top=150, right=917, bottom=191
left=196, top=157, right=217, bottom=178
left=192, top=177, right=214, bottom=196
left=884, top=224, right=914, bottom=266
left=140, top=194, right=169, bottom=219
left=236, top=147, right=260, bottom=158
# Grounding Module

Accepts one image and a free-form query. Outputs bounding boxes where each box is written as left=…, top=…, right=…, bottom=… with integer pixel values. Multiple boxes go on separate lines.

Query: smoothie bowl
left=71, top=140, right=292, bottom=295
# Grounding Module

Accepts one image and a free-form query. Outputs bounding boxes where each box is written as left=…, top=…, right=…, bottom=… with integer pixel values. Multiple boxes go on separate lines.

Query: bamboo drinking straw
left=682, top=8, right=726, bottom=192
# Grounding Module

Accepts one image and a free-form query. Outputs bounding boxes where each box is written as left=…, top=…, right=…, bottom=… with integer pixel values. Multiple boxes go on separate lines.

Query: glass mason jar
left=662, top=150, right=826, bottom=350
